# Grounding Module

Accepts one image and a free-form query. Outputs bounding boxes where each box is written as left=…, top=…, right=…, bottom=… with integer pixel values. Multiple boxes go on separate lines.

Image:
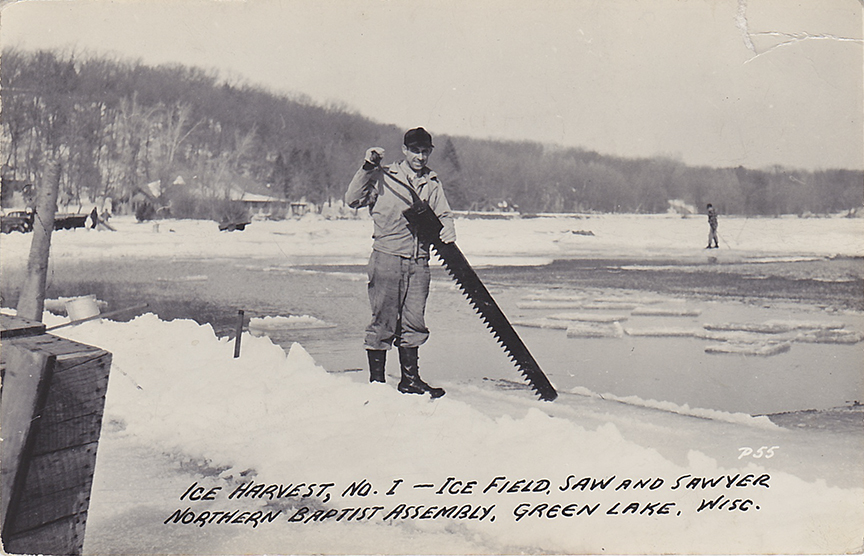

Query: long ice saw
left=402, top=198, right=558, bottom=401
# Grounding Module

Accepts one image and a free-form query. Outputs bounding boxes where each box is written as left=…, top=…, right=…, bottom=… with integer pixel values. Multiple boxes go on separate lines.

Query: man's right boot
left=367, top=349, right=386, bottom=383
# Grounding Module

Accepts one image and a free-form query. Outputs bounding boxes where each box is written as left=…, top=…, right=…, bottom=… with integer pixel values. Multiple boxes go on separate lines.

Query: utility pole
left=16, top=158, right=61, bottom=321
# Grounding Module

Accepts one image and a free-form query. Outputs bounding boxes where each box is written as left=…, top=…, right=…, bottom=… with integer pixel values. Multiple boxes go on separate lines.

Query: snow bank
left=40, top=313, right=863, bottom=553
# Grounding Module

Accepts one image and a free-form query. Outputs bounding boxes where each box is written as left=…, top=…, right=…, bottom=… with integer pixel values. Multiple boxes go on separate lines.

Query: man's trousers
left=364, top=250, right=431, bottom=350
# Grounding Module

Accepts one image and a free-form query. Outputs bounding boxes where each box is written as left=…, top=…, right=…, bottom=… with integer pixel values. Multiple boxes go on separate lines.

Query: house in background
left=166, top=174, right=290, bottom=219
left=226, top=183, right=291, bottom=218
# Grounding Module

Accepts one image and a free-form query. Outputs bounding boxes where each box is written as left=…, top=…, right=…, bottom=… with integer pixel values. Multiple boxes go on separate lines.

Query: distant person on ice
left=706, top=203, right=719, bottom=249
left=345, top=127, right=456, bottom=398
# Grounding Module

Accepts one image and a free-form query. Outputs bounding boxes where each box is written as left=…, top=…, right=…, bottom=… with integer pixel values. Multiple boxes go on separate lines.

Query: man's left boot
left=397, top=346, right=445, bottom=398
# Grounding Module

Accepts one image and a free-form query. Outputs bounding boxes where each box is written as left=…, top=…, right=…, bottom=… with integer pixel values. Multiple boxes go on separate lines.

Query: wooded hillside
left=1, top=49, right=861, bottom=217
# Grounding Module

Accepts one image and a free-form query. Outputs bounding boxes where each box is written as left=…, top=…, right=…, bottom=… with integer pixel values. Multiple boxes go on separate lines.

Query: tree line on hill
left=1, top=48, right=861, bottom=219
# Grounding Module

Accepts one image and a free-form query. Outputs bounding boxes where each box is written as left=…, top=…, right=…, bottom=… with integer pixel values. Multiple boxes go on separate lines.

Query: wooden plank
left=8, top=485, right=91, bottom=533
left=30, top=413, right=106, bottom=456
left=0, top=314, right=46, bottom=339
left=14, top=445, right=96, bottom=506
left=11, top=446, right=97, bottom=533
left=4, top=513, right=87, bottom=556
left=3, top=338, right=110, bottom=422
left=29, top=349, right=110, bottom=455
left=12, top=334, right=103, bottom=358
left=35, top=352, right=111, bottom=425
left=0, top=344, right=53, bottom=529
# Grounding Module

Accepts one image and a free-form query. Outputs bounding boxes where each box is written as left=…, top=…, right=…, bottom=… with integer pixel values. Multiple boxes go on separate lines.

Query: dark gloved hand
left=364, top=147, right=385, bottom=168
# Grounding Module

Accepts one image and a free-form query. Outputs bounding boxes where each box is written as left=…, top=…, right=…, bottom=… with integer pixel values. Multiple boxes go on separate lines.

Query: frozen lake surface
left=2, top=213, right=861, bottom=417
left=2, top=213, right=862, bottom=554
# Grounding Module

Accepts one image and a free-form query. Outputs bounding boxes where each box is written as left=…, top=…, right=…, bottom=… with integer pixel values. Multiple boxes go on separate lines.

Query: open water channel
left=4, top=254, right=861, bottom=420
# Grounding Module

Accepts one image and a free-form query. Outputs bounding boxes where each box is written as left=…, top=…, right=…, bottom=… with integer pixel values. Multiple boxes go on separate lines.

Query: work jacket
left=345, top=160, right=455, bottom=259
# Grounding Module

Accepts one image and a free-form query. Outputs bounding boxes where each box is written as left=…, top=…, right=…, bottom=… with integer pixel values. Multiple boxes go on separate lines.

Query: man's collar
left=394, top=160, right=432, bottom=179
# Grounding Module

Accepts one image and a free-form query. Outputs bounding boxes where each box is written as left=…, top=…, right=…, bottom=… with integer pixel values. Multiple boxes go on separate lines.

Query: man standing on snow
left=706, top=203, right=719, bottom=249
left=345, top=127, right=456, bottom=398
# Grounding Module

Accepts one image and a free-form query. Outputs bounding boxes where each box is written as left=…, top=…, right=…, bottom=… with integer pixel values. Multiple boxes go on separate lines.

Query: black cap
left=403, top=127, right=434, bottom=148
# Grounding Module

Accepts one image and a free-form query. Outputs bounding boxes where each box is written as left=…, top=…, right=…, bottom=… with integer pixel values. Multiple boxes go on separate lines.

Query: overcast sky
left=1, top=0, right=862, bottom=171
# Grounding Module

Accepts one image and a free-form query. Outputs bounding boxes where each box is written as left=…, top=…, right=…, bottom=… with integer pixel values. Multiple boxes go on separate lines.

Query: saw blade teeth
left=433, top=241, right=557, bottom=402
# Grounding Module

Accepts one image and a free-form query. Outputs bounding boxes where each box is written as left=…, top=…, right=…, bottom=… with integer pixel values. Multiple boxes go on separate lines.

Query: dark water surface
left=3, top=256, right=862, bottom=418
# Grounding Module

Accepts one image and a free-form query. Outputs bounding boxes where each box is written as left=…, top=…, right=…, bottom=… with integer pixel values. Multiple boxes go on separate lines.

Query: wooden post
left=16, top=158, right=61, bottom=321
left=233, top=310, right=244, bottom=358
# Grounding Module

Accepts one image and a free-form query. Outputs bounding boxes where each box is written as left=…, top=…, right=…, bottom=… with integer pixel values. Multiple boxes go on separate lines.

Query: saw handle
left=402, top=199, right=443, bottom=244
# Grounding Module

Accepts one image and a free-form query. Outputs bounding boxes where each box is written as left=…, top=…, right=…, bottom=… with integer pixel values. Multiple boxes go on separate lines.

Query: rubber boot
left=397, top=346, right=445, bottom=398
left=367, top=349, right=386, bottom=383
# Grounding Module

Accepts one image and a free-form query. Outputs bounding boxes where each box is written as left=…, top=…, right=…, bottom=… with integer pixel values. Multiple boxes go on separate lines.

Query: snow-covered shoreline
left=1, top=213, right=862, bottom=271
